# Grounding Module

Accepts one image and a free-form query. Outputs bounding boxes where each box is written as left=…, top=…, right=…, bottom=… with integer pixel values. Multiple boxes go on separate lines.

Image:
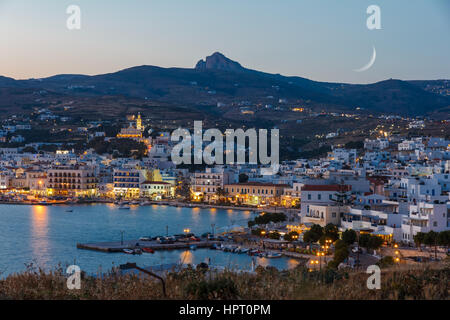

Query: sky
left=0, top=0, right=449, bottom=83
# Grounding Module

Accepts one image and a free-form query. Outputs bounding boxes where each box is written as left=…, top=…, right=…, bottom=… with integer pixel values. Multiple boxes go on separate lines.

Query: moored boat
left=123, top=249, right=134, bottom=254
left=142, top=247, right=155, bottom=254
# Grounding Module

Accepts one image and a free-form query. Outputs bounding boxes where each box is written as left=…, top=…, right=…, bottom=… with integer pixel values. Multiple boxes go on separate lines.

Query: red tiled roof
left=301, top=184, right=351, bottom=192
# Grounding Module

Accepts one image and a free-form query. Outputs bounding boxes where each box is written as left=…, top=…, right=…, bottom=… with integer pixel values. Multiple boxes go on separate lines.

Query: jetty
left=77, top=239, right=221, bottom=253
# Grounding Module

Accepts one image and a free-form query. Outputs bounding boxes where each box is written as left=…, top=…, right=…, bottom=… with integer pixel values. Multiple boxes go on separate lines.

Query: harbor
left=0, top=203, right=300, bottom=277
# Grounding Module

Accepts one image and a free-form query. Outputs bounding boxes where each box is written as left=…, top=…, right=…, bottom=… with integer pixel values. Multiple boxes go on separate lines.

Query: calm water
left=0, top=204, right=300, bottom=277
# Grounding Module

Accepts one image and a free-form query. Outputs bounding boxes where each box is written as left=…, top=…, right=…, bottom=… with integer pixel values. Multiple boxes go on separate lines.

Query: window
left=307, top=194, right=311, bottom=200
left=332, top=212, right=336, bottom=218
left=318, top=194, right=321, bottom=200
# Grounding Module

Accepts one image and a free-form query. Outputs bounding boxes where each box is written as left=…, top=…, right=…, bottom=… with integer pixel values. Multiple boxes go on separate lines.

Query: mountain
left=0, top=52, right=448, bottom=116
left=195, top=52, right=246, bottom=72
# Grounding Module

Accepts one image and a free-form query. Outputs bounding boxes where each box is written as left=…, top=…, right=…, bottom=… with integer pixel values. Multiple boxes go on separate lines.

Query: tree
left=284, top=231, right=299, bottom=242
left=413, top=232, right=426, bottom=251
left=249, top=212, right=287, bottom=226
left=324, top=223, right=339, bottom=242
left=303, top=224, right=323, bottom=244
left=367, top=236, right=384, bottom=253
left=358, top=233, right=371, bottom=249
left=424, top=231, right=439, bottom=259
left=342, top=229, right=357, bottom=246
left=22, top=146, right=37, bottom=153
left=437, top=231, right=450, bottom=249
left=328, top=240, right=349, bottom=269
left=268, top=231, right=281, bottom=240
left=333, top=180, right=350, bottom=206
left=238, top=173, right=249, bottom=183
left=359, top=234, right=383, bottom=254
left=176, top=180, right=192, bottom=201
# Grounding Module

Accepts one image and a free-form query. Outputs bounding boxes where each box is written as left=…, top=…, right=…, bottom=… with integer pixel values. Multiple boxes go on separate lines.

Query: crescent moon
left=354, top=46, right=376, bottom=72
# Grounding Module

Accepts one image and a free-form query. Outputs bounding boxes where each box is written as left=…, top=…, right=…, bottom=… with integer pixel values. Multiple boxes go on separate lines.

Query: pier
left=77, top=239, right=220, bottom=253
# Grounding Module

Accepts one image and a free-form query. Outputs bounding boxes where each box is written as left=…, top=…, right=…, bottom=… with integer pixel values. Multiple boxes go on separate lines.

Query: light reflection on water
left=0, top=204, right=299, bottom=277
left=31, top=205, right=49, bottom=268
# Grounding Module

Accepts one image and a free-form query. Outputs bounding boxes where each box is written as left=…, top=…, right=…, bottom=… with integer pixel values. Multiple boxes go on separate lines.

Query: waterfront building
left=224, top=182, right=288, bottom=206
left=140, top=181, right=174, bottom=200
left=192, top=167, right=236, bottom=203
left=113, top=167, right=149, bottom=199
left=46, top=165, right=98, bottom=197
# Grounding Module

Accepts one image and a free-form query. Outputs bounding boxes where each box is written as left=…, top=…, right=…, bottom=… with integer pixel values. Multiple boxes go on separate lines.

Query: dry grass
left=0, top=261, right=448, bottom=300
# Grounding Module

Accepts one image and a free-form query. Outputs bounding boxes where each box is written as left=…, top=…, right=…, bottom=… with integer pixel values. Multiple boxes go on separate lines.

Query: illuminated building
left=116, top=113, right=145, bottom=140
left=140, top=181, right=174, bottom=200
left=46, top=166, right=98, bottom=197
left=224, top=182, right=288, bottom=206
left=113, top=168, right=149, bottom=199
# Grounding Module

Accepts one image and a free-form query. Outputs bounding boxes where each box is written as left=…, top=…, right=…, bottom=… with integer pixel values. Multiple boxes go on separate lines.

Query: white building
left=401, top=202, right=449, bottom=243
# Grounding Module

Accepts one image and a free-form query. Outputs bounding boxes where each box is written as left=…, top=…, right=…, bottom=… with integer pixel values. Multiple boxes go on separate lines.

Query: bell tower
left=136, top=113, right=143, bottom=131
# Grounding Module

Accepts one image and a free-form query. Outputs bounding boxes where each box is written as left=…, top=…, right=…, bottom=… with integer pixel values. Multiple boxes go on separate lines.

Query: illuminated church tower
left=136, top=113, right=143, bottom=131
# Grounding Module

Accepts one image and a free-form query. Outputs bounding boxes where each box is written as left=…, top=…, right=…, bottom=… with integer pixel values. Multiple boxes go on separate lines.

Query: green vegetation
left=238, top=173, right=249, bottom=183
left=303, top=224, right=339, bottom=245
left=268, top=231, right=281, bottom=240
left=248, top=212, right=286, bottom=227
left=344, top=140, right=364, bottom=149
left=1, top=262, right=447, bottom=300
left=376, top=256, right=395, bottom=269
left=328, top=239, right=349, bottom=269
left=358, top=234, right=384, bottom=254
left=284, top=231, right=299, bottom=242
left=87, top=137, right=147, bottom=158
left=341, top=229, right=357, bottom=245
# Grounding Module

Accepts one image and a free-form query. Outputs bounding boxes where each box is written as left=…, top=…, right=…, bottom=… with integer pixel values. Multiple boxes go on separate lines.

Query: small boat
left=66, top=209, right=73, bottom=213
left=131, top=200, right=140, bottom=205
left=210, top=243, right=218, bottom=250
left=123, top=249, right=134, bottom=254
left=266, top=253, right=282, bottom=259
left=133, top=248, right=143, bottom=255
left=142, top=247, right=155, bottom=254
left=189, top=245, right=197, bottom=250
left=240, top=248, right=250, bottom=254
left=119, top=205, right=130, bottom=210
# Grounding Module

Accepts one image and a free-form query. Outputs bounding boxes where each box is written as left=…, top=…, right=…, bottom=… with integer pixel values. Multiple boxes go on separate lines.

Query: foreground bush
left=0, top=262, right=448, bottom=300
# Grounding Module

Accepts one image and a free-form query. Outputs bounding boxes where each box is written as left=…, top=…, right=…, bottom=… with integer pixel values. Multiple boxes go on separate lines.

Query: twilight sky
left=1, top=0, right=449, bottom=83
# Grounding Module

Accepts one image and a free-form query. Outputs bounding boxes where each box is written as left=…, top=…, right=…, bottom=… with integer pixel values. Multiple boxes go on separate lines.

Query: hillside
left=0, top=52, right=448, bottom=116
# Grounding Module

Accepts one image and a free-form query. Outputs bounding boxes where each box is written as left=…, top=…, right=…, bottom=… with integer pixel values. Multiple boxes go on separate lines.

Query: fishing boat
left=142, top=248, right=155, bottom=254
left=248, top=249, right=261, bottom=256
left=123, top=249, right=134, bottom=254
